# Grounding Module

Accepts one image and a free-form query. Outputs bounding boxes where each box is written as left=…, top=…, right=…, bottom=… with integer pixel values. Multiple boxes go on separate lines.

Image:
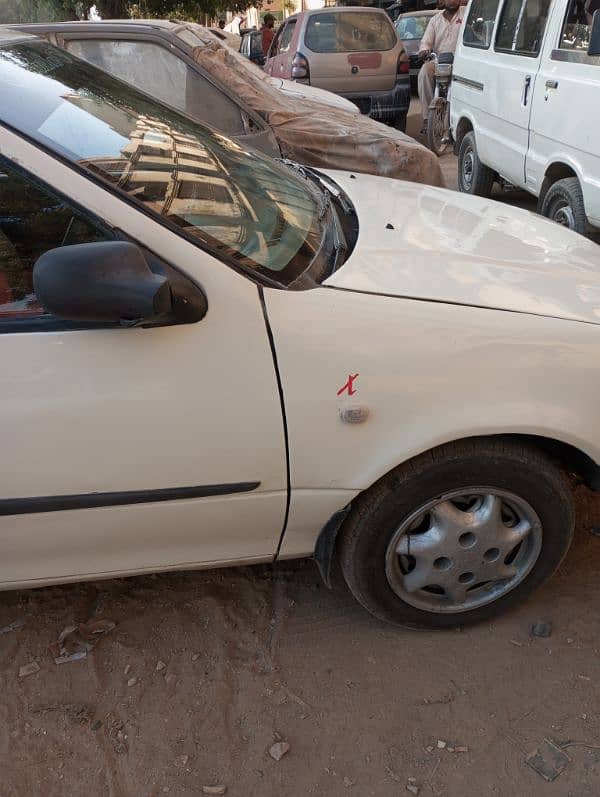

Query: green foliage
left=134, top=0, right=260, bottom=20
left=0, top=0, right=260, bottom=24
left=0, top=0, right=75, bottom=23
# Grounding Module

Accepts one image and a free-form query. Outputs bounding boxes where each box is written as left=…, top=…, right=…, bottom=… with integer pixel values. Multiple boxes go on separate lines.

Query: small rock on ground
left=269, top=741, right=290, bottom=761
left=19, top=662, right=40, bottom=678
left=202, top=787, right=227, bottom=795
left=156, top=660, right=167, bottom=671
left=531, top=622, right=553, bottom=638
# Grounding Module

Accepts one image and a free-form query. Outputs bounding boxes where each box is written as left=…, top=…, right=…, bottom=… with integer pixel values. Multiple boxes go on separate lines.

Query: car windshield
left=305, top=12, right=397, bottom=53
left=0, top=38, right=326, bottom=287
left=396, top=15, right=432, bottom=40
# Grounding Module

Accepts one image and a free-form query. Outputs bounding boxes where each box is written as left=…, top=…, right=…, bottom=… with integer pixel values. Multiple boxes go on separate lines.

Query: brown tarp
left=187, top=26, right=445, bottom=188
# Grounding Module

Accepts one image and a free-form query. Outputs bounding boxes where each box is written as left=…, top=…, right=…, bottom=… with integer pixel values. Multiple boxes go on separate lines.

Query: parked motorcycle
left=426, top=51, right=453, bottom=157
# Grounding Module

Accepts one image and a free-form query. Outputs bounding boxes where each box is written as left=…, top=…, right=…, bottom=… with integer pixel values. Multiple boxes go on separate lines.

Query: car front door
left=0, top=130, right=287, bottom=588
left=58, top=33, right=281, bottom=158
left=480, top=0, right=551, bottom=186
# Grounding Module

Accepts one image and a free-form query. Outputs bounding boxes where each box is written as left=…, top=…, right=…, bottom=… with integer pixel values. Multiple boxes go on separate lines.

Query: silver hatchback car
left=264, top=7, right=411, bottom=130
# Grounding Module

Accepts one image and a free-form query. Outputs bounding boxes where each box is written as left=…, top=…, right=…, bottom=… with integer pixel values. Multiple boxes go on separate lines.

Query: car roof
left=0, top=27, right=35, bottom=43
left=396, top=9, right=441, bottom=22
left=291, top=5, right=392, bottom=17
left=397, top=9, right=438, bottom=17
left=21, top=19, right=179, bottom=28
left=2, top=19, right=184, bottom=34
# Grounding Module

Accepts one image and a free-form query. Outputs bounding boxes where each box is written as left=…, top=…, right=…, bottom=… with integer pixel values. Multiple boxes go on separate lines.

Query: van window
left=559, top=0, right=593, bottom=52
left=495, top=0, right=551, bottom=56
left=305, top=12, right=397, bottom=53
left=463, top=0, right=500, bottom=48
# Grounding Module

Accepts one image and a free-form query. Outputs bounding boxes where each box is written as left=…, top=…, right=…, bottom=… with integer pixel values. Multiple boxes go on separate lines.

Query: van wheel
left=458, top=132, right=495, bottom=197
left=540, top=177, right=588, bottom=235
left=338, top=439, right=574, bottom=628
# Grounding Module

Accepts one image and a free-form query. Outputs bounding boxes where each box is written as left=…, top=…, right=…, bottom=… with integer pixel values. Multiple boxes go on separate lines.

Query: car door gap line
left=258, top=285, right=291, bottom=560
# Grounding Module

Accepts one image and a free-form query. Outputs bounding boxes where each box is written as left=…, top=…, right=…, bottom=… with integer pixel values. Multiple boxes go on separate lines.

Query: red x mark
left=337, top=373, right=359, bottom=396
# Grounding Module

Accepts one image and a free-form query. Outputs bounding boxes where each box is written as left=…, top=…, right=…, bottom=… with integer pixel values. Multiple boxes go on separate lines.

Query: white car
left=1, top=31, right=600, bottom=628
left=451, top=0, right=600, bottom=236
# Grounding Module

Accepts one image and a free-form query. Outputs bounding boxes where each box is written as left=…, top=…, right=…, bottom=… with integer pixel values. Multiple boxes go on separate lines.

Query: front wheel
left=458, top=131, right=495, bottom=197
left=426, top=99, right=450, bottom=156
left=540, top=177, right=588, bottom=236
left=338, top=439, right=574, bottom=628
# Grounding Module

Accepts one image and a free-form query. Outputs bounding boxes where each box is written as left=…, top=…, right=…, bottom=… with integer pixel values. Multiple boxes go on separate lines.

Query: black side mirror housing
left=588, top=10, right=600, bottom=56
left=34, top=241, right=173, bottom=325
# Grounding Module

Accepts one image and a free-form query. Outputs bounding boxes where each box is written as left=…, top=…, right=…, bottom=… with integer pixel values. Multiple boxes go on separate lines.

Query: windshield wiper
left=277, top=158, right=331, bottom=219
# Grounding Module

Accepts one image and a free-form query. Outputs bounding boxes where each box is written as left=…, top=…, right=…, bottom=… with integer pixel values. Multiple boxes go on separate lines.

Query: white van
left=450, top=0, right=600, bottom=235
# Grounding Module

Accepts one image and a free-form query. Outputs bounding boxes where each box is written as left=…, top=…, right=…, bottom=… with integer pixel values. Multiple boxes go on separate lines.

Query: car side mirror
left=34, top=241, right=174, bottom=325
left=588, top=10, right=600, bottom=55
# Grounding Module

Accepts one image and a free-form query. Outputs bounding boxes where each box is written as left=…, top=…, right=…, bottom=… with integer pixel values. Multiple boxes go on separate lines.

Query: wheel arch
left=538, top=161, right=579, bottom=208
left=314, top=432, right=597, bottom=585
left=453, top=115, right=474, bottom=154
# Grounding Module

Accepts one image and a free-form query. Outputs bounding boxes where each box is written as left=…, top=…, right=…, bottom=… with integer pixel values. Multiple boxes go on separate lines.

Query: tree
left=0, top=0, right=259, bottom=23
left=138, top=0, right=260, bottom=20
left=94, top=0, right=129, bottom=16
left=0, top=0, right=72, bottom=23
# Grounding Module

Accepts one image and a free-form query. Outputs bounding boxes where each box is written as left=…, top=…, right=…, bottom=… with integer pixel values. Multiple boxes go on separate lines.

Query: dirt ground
left=3, top=121, right=600, bottom=797
left=1, top=481, right=599, bottom=797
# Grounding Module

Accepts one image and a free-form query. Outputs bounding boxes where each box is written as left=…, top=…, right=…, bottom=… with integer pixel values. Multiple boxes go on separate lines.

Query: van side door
left=527, top=0, right=600, bottom=225
left=473, top=0, right=551, bottom=187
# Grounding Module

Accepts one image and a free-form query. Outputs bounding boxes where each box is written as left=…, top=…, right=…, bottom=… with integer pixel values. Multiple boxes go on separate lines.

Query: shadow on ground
left=0, top=486, right=599, bottom=796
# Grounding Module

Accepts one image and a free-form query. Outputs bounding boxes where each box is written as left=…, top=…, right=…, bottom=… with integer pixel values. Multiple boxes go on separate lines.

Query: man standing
left=261, top=13, right=276, bottom=57
left=417, top=0, right=464, bottom=133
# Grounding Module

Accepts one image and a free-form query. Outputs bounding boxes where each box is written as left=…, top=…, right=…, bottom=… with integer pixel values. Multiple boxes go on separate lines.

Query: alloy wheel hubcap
left=462, top=150, right=475, bottom=189
left=553, top=202, right=576, bottom=229
left=385, top=488, right=542, bottom=613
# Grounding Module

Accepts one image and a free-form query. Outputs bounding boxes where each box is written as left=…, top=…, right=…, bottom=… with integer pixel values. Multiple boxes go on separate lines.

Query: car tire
left=338, top=438, right=574, bottom=629
left=426, top=102, right=451, bottom=156
left=458, top=131, right=495, bottom=197
left=540, top=177, right=588, bottom=236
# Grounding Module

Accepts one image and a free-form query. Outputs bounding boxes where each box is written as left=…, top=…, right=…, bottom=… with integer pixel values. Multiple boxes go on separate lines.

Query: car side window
left=495, top=0, right=552, bottom=56
left=277, top=20, right=297, bottom=54
left=64, top=39, right=246, bottom=136
left=251, top=31, right=265, bottom=58
left=559, top=0, right=594, bottom=53
left=0, top=158, right=111, bottom=323
left=269, top=26, right=284, bottom=56
left=463, top=0, right=501, bottom=48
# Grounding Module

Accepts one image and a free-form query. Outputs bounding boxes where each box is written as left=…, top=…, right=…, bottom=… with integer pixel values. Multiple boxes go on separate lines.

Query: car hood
left=267, top=77, right=360, bottom=114
left=324, top=172, right=600, bottom=325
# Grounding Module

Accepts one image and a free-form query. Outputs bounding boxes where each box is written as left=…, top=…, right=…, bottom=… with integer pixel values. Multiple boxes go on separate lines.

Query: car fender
left=264, top=286, right=600, bottom=559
